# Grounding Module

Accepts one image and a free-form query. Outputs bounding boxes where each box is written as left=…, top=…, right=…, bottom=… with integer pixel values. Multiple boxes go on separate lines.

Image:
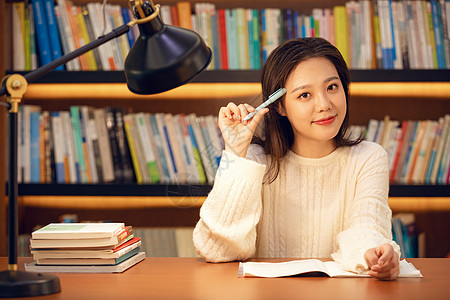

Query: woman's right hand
left=218, top=102, right=269, bottom=158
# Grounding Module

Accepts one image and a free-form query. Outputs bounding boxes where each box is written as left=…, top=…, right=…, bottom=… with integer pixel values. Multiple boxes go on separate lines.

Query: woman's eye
left=327, top=84, right=338, bottom=91
left=298, top=92, right=309, bottom=99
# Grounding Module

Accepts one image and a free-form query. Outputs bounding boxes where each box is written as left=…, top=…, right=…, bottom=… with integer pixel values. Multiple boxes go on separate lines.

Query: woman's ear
left=277, top=101, right=287, bottom=116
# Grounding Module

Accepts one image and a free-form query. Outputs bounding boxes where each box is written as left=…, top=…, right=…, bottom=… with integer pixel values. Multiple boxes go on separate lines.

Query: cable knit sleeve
left=193, top=148, right=266, bottom=262
left=331, top=142, right=401, bottom=273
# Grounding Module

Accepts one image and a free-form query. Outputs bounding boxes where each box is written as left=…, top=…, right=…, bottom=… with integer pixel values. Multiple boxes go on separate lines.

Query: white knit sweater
left=193, top=141, right=400, bottom=273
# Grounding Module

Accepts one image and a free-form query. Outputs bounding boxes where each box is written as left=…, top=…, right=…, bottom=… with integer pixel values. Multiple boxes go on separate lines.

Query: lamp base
left=0, top=270, right=61, bottom=298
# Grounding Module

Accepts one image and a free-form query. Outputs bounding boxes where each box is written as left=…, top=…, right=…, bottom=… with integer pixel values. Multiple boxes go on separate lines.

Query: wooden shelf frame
left=13, top=195, right=450, bottom=213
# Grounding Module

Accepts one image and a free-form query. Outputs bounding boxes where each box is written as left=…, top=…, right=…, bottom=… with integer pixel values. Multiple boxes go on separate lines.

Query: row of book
left=349, top=114, right=450, bottom=185
left=9, top=0, right=137, bottom=72
left=8, top=0, right=450, bottom=72
left=161, top=0, right=450, bottom=70
left=17, top=105, right=223, bottom=185
left=25, top=223, right=146, bottom=273
left=17, top=105, right=449, bottom=185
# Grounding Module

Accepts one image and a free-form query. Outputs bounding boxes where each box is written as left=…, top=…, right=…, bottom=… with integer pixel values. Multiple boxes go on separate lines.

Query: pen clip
left=268, top=88, right=283, bottom=99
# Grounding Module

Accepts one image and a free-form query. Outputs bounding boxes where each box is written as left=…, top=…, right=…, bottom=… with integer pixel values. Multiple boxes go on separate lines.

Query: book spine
left=12, top=3, right=26, bottom=70
left=32, top=0, right=53, bottom=67
left=105, top=107, right=124, bottom=182
left=30, top=112, right=41, bottom=183
left=82, top=6, right=102, bottom=70
left=174, top=115, right=198, bottom=184
left=134, top=113, right=160, bottom=183
left=70, top=106, right=88, bottom=183
left=252, top=9, right=261, bottom=69
left=154, top=113, right=177, bottom=183
left=80, top=106, right=97, bottom=183
left=431, top=0, right=447, bottom=68
left=39, top=112, right=47, bottom=183
left=28, top=4, right=38, bottom=69
left=24, top=3, right=31, bottom=70
left=164, top=114, right=188, bottom=183
left=61, top=111, right=78, bottom=183
left=334, top=6, right=349, bottom=64
left=50, top=112, right=66, bottom=183
left=94, top=108, right=115, bottom=182
left=149, top=114, right=171, bottom=183
left=43, top=0, right=64, bottom=70
left=114, top=108, right=135, bottom=182
left=88, top=109, right=103, bottom=182
left=177, top=1, right=192, bottom=29
left=76, top=6, right=98, bottom=70
left=55, top=0, right=80, bottom=70
left=121, top=7, right=135, bottom=47
left=218, top=9, right=228, bottom=70
left=181, top=114, right=206, bottom=184
left=123, top=114, right=144, bottom=184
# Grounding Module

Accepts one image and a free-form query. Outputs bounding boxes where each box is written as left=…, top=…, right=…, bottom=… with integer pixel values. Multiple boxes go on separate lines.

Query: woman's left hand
left=364, top=243, right=400, bottom=280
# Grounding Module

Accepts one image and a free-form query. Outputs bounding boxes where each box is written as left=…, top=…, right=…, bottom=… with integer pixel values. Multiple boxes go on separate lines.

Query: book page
left=399, top=260, right=423, bottom=277
left=323, top=261, right=370, bottom=277
left=324, top=260, right=423, bottom=278
left=238, top=259, right=330, bottom=278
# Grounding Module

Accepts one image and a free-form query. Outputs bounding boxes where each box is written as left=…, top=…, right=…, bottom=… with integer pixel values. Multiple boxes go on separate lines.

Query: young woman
left=193, top=37, right=400, bottom=280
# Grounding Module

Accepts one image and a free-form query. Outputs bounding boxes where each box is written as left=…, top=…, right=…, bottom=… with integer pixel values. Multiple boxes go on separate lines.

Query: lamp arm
left=0, top=22, right=132, bottom=97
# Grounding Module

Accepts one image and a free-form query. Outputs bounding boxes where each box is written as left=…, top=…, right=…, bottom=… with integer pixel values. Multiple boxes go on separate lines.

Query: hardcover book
left=32, top=223, right=125, bottom=239
left=31, top=237, right=142, bottom=259
left=30, top=229, right=133, bottom=249
left=25, top=252, right=145, bottom=273
left=36, top=247, right=140, bottom=265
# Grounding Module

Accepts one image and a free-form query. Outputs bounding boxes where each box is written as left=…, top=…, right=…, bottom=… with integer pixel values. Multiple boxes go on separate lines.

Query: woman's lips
left=313, top=115, right=336, bottom=125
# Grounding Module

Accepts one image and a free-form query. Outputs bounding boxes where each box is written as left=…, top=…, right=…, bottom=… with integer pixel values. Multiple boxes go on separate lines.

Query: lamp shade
left=124, top=3, right=212, bottom=95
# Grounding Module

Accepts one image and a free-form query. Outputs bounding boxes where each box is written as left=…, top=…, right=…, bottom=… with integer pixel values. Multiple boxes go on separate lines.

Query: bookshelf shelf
left=16, top=194, right=450, bottom=212
left=8, top=69, right=450, bottom=83
left=15, top=183, right=450, bottom=197
left=17, top=183, right=213, bottom=197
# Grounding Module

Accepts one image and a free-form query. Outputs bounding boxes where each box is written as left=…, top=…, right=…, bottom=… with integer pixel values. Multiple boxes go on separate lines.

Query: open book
left=238, top=259, right=422, bottom=278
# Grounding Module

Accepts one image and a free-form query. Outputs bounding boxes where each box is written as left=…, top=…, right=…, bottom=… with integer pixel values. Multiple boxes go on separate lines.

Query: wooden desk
left=1, top=258, right=449, bottom=300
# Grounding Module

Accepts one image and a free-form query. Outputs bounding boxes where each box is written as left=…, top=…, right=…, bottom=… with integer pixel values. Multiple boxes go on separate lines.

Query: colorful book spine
left=431, top=0, right=447, bottom=68
left=134, top=113, right=160, bottom=183
left=30, top=112, right=41, bottom=183
left=334, top=6, right=349, bottom=64
left=12, top=3, right=26, bottom=70
left=121, top=7, right=136, bottom=48
left=218, top=9, right=228, bottom=70
left=149, top=114, right=171, bottom=183
left=50, top=112, right=65, bottom=183
left=70, top=106, right=88, bottom=183
left=31, top=0, right=53, bottom=67
left=123, top=115, right=143, bottom=184
left=43, top=0, right=64, bottom=70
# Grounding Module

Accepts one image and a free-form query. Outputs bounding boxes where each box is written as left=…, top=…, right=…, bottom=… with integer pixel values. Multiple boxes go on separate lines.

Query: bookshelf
left=1, top=0, right=450, bottom=258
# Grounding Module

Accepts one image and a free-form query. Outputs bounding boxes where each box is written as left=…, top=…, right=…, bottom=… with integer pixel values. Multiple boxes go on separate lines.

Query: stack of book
left=25, top=223, right=145, bottom=273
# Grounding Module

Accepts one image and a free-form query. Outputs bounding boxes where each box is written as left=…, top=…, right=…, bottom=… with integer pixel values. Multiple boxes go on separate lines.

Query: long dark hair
left=253, top=37, right=362, bottom=183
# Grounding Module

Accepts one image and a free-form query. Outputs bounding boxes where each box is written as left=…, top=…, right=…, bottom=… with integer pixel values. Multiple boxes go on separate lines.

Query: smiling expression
left=278, top=57, right=347, bottom=158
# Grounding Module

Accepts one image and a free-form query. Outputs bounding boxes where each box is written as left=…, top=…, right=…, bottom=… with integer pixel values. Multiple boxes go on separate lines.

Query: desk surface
left=1, top=258, right=449, bottom=300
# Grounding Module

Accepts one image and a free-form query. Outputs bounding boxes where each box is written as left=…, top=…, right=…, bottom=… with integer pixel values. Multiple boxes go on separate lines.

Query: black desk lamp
left=0, top=0, right=211, bottom=297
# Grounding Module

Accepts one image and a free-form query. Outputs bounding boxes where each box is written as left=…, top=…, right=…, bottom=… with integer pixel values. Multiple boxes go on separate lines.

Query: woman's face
left=279, top=57, right=347, bottom=157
